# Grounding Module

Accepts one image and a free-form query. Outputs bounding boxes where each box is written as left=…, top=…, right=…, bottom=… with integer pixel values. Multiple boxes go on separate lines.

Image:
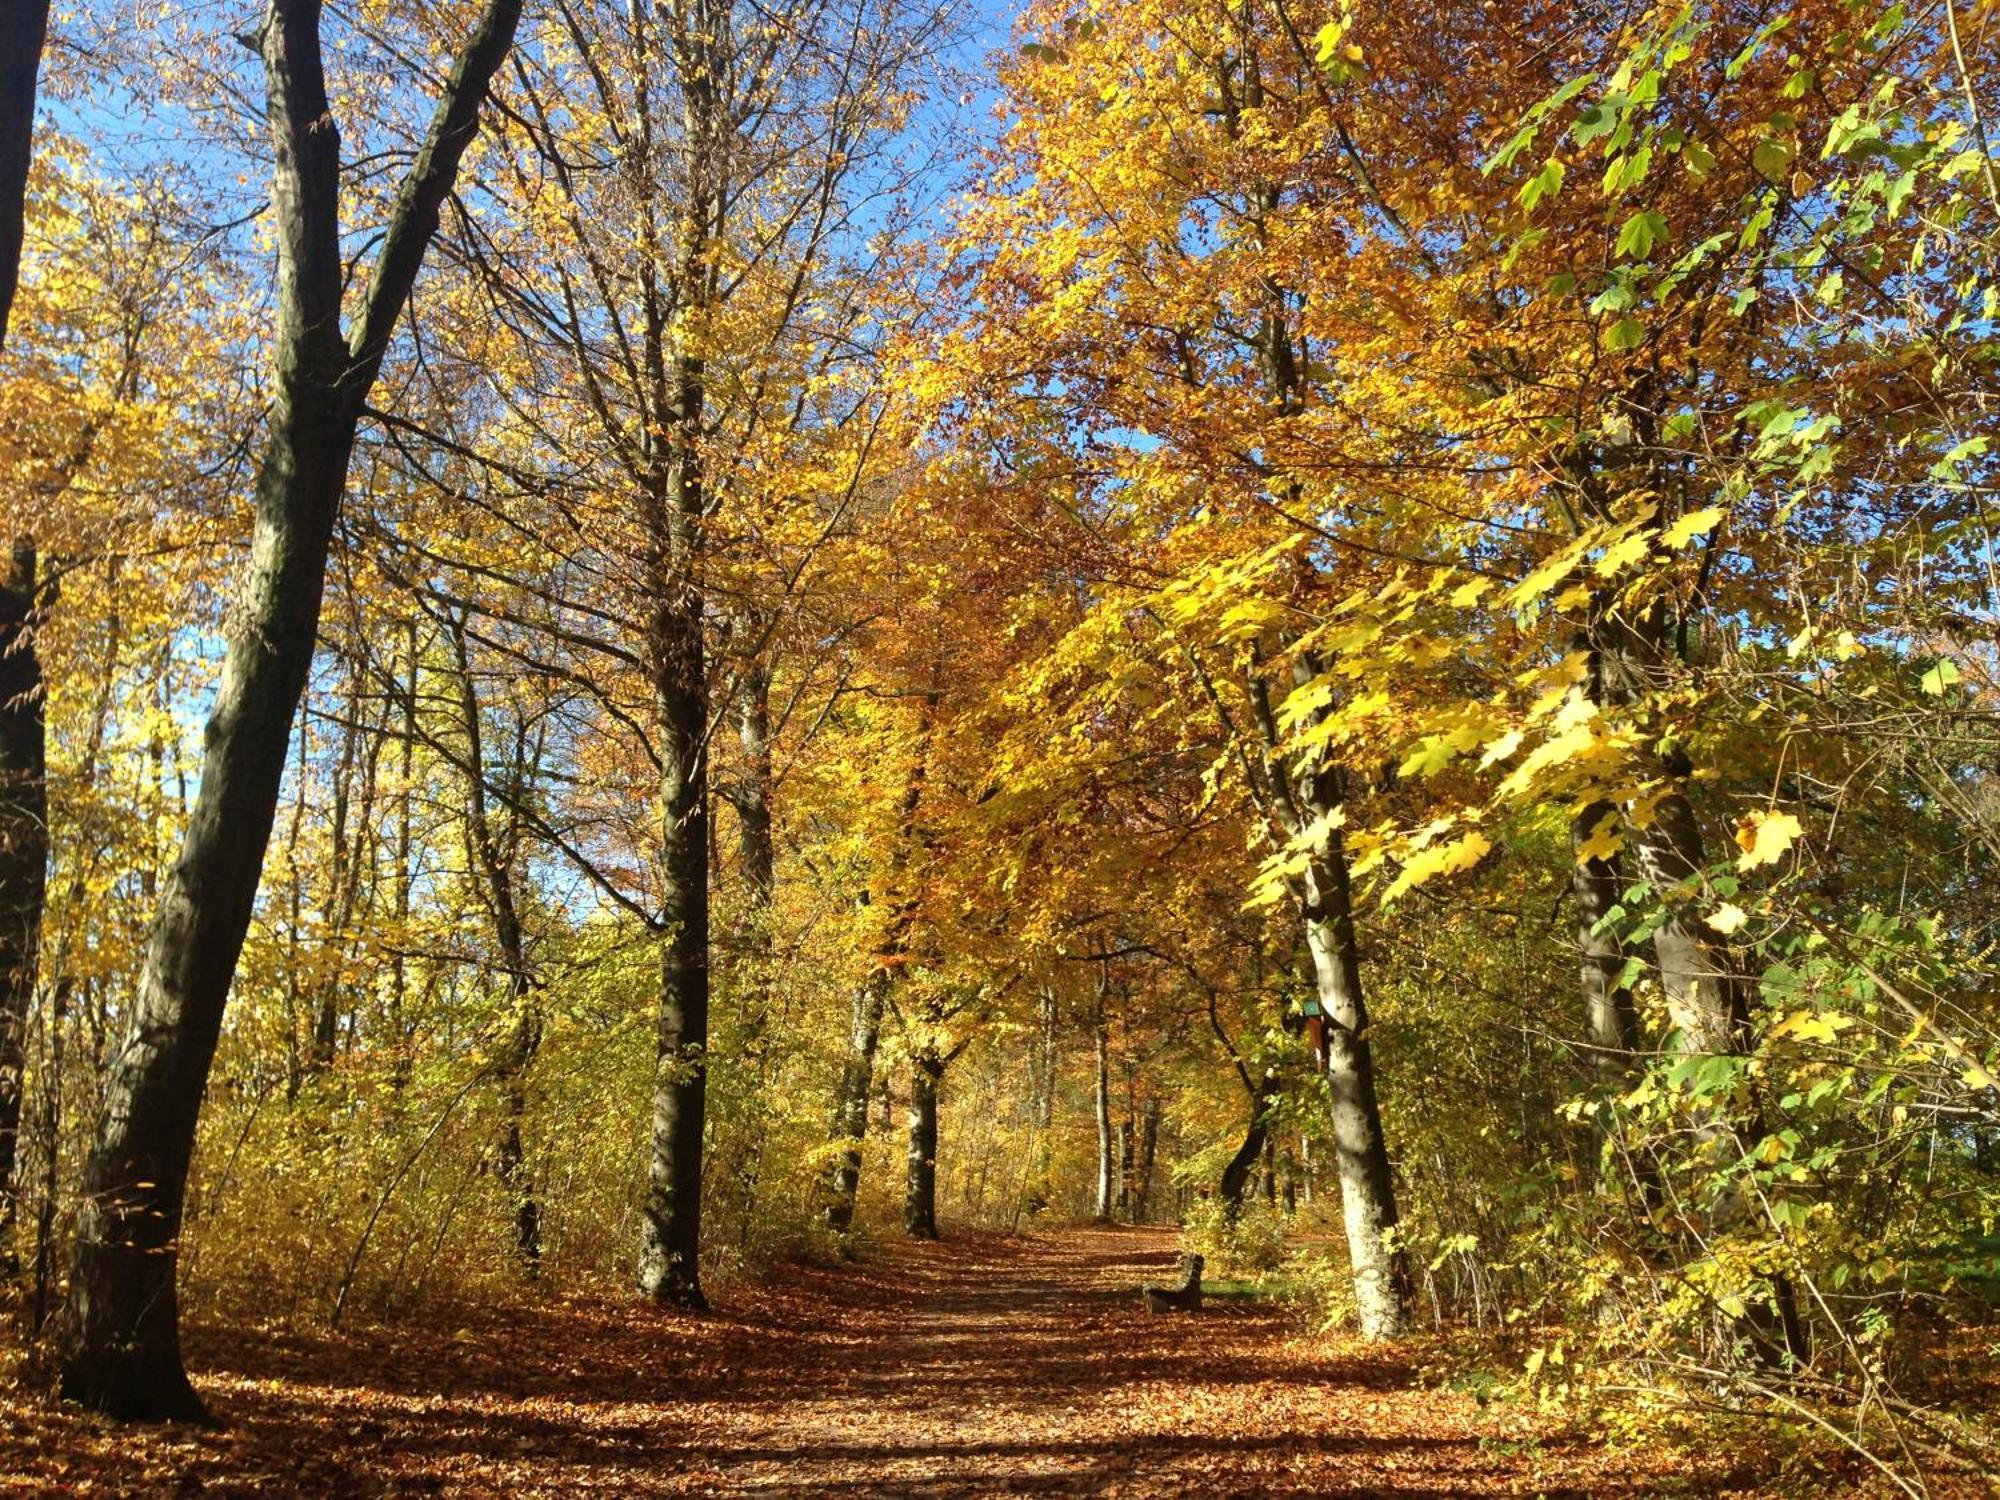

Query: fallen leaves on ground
left=0, top=1228, right=1961, bottom=1495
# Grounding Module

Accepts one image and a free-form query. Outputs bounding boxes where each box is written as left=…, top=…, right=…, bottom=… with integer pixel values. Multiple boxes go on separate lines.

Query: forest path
left=5, top=1226, right=1778, bottom=1496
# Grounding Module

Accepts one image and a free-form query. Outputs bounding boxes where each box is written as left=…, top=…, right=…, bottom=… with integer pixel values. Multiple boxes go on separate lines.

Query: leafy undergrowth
left=0, top=1227, right=1980, bottom=1496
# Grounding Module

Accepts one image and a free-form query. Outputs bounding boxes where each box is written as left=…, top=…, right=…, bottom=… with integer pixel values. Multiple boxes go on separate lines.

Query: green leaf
left=1614, top=209, right=1667, bottom=260
left=1519, top=157, right=1565, bottom=210
left=1604, top=316, right=1646, bottom=351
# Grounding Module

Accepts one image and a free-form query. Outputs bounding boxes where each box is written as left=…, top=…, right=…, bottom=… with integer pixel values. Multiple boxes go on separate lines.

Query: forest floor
left=0, top=1225, right=1945, bottom=1497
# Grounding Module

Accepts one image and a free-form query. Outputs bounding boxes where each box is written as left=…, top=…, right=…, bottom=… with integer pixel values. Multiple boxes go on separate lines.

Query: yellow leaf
left=1706, top=902, right=1748, bottom=934
left=1382, top=830, right=1493, bottom=904
left=1735, top=809, right=1803, bottom=870
left=1594, top=527, right=1656, bottom=576
left=1575, top=810, right=1623, bottom=863
left=1661, top=505, right=1725, bottom=548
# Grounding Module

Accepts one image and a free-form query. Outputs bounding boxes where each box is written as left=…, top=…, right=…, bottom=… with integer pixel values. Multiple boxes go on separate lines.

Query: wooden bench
left=1141, top=1252, right=1203, bottom=1313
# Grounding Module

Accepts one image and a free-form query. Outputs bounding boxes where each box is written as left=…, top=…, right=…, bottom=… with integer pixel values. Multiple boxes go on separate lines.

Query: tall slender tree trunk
left=1574, top=800, right=1638, bottom=1075
left=1592, top=604, right=1808, bottom=1364
left=305, top=666, right=365, bottom=1074
left=58, top=0, right=523, bottom=1419
left=904, top=1050, right=941, bottom=1239
left=639, top=586, right=709, bottom=1308
left=448, top=618, right=540, bottom=1273
left=0, top=0, right=52, bottom=1280
left=0, top=544, right=46, bottom=1271
left=1117, top=1114, right=1135, bottom=1218
left=1299, top=839, right=1408, bottom=1336
left=822, top=694, right=935, bottom=1235
left=388, top=621, right=417, bottom=1086
left=1242, top=643, right=1407, bottom=1338
left=728, top=641, right=776, bottom=1231
left=824, top=972, right=885, bottom=1234
left=634, top=0, right=721, bottom=1307
left=1132, top=1096, right=1160, bottom=1222
left=1093, top=1011, right=1114, bottom=1221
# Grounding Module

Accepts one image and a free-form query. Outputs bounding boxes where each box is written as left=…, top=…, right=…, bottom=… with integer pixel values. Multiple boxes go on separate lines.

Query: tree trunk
left=634, top=5, right=717, bottom=1300
left=1247, top=651, right=1407, bottom=1338
left=1117, top=1115, right=1135, bottom=1218
left=1220, top=1069, right=1278, bottom=1213
left=0, top=0, right=52, bottom=1277
left=822, top=698, right=934, bottom=1235
left=1093, top=1015, right=1114, bottom=1221
left=306, top=666, right=365, bottom=1075
left=1132, top=1096, right=1160, bottom=1222
left=58, top=0, right=522, bottom=1420
left=388, top=622, right=417, bottom=1086
left=0, top=543, right=46, bottom=1271
left=639, top=593, right=709, bottom=1308
left=0, top=0, right=51, bottom=351
left=824, top=973, right=885, bottom=1234
left=1574, top=800, right=1638, bottom=1075
left=448, top=617, right=540, bottom=1273
left=904, top=1050, right=941, bottom=1239
left=728, top=641, right=776, bottom=1230
left=1301, top=839, right=1408, bottom=1337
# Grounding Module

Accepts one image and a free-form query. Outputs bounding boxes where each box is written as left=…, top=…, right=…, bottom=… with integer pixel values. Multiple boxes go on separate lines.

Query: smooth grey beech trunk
left=726, top=642, right=776, bottom=1233
left=904, top=1050, right=942, bottom=1239
left=57, top=0, right=523, bottom=1421
left=1299, top=837, right=1408, bottom=1337
left=1238, top=642, right=1407, bottom=1336
left=1252, top=655, right=1407, bottom=1340
left=824, top=973, right=886, bottom=1234
left=1093, top=1014, right=1114, bottom=1220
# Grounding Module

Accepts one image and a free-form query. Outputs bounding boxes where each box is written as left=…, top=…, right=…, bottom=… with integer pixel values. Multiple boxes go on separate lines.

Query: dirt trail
left=3, top=1227, right=1783, bottom=1495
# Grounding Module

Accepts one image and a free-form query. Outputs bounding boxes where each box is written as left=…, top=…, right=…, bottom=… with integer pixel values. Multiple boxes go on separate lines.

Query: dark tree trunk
left=58, top=0, right=522, bottom=1421
left=822, top=700, right=934, bottom=1235
left=1132, top=1096, right=1161, bottom=1222
left=0, top=0, right=51, bottom=351
left=448, top=617, right=540, bottom=1273
left=0, top=543, right=46, bottom=1270
left=634, top=5, right=717, bottom=1301
left=904, top=1051, right=941, bottom=1239
left=639, top=592, right=709, bottom=1308
left=1220, top=1069, right=1279, bottom=1214
left=824, top=974, right=885, bottom=1234
left=0, top=0, right=52, bottom=1277
left=1574, top=800, right=1638, bottom=1075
